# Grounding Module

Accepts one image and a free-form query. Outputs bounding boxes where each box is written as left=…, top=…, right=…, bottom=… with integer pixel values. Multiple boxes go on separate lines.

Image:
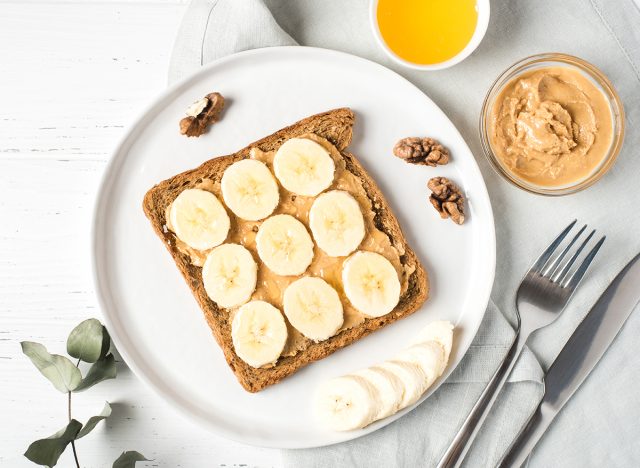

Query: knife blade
left=499, top=252, right=640, bottom=467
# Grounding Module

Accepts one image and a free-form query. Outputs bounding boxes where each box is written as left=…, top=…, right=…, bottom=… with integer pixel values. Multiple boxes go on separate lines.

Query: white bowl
left=369, top=0, right=490, bottom=71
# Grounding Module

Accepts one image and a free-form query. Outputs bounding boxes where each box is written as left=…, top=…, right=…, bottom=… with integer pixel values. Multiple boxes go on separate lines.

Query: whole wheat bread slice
left=143, top=108, right=429, bottom=392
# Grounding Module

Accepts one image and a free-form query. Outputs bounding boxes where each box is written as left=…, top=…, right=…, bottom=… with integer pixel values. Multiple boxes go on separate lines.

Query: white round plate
left=93, top=47, right=495, bottom=449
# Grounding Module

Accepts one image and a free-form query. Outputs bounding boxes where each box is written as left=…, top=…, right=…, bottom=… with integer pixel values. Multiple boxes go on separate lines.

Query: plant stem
left=68, top=391, right=80, bottom=468
left=69, top=359, right=81, bottom=468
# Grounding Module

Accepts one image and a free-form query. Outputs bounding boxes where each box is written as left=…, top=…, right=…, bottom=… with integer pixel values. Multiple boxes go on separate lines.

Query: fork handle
left=436, top=331, right=526, bottom=468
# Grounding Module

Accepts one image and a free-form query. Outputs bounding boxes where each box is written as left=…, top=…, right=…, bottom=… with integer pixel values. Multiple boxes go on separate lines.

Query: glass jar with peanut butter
left=480, top=53, right=625, bottom=195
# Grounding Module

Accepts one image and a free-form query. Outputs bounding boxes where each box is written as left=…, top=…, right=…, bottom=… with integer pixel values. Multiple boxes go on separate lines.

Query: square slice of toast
left=143, top=108, right=429, bottom=392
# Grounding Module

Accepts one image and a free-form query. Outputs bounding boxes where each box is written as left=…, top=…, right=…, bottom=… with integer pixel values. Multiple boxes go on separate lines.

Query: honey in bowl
left=376, top=0, right=478, bottom=65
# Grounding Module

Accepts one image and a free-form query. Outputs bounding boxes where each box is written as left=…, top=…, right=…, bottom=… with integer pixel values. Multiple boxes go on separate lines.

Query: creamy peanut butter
left=489, top=66, right=613, bottom=187
left=166, top=134, right=411, bottom=360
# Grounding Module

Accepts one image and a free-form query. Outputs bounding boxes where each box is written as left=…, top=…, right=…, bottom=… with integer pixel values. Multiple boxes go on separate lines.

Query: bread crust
left=143, top=108, right=428, bottom=392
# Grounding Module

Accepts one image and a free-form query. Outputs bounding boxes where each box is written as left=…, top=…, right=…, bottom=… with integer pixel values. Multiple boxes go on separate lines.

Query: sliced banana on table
left=342, top=251, right=401, bottom=317
left=315, top=320, right=454, bottom=431
left=309, top=190, right=366, bottom=257
left=202, top=243, right=257, bottom=309
left=231, top=300, right=288, bottom=368
left=354, top=366, right=404, bottom=420
left=256, top=214, right=314, bottom=276
left=221, top=159, right=280, bottom=221
left=169, top=188, right=230, bottom=250
left=283, top=277, right=343, bottom=341
left=273, top=138, right=335, bottom=196
left=314, top=375, right=380, bottom=431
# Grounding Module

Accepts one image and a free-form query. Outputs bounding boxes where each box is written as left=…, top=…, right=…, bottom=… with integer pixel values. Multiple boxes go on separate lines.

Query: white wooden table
left=0, top=1, right=281, bottom=466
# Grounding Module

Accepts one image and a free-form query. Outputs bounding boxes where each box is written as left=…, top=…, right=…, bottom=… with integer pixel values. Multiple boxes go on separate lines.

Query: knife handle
left=497, top=401, right=556, bottom=467
left=436, top=332, right=525, bottom=468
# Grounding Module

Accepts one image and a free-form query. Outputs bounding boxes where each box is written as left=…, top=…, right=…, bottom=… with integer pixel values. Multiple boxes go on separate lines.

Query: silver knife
left=499, top=252, right=640, bottom=467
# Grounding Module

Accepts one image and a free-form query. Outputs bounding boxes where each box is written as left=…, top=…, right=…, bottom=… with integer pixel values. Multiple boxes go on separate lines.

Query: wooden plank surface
left=0, top=2, right=282, bottom=466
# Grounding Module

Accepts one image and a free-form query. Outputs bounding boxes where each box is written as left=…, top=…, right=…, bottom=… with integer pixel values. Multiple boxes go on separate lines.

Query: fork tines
left=530, top=220, right=605, bottom=291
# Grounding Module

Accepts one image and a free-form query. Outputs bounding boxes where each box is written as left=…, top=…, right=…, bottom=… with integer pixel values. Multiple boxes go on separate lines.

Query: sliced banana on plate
left=315, top=320, right=454, bottom=431
left=378, top=360, right=428, bottom=409
left=309, top=190, right=366, bottom=257
left=202, top=243, right=257, bottom=308
left=354, top=366, right=404, bottom=420
left=169, top=188, right=230, bottom=250
left=411, top=320, right=454, bottom=374
left=256, top=214, right=314, bottom=276
left=283, top=277, right=343, bottom=341
left=231, top=300, right=288, bottom=368
left=314, top=375, right=380, bottom=431
left=221, top=159, right=280, bottom=221
left=342, top=251, right=401, bottom=317
left=273, top=138, right=335, bottom=196
left=394, top=341, right=445, bottom=387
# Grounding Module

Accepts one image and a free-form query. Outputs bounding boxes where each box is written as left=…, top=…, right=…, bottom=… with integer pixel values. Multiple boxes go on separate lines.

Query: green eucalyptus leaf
left=67, top=318, right=110, bottom=363
left=76, top=401, right=112, bottom=439
left=112, top=451, right=150, bottom=468
left=73, top=353, right=117, bottom=392
left=24, top=419, right=82, bottom=467
left=21, top=341, right=82, bottom=393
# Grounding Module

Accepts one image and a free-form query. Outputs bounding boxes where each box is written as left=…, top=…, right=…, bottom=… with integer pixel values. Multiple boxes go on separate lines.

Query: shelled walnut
left=427, top=177, right=465, bottom=225
left=393, top=137, right=450, bottom=166
left=179, top=92, right=225, bottom=137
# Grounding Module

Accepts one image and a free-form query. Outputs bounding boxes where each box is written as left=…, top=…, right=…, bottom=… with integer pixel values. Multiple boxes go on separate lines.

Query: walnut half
left=393, top=137, right=450, bottom=166
left=427, top=177, right=465, bottom=225
left=179, top=92, right=225, bottom=137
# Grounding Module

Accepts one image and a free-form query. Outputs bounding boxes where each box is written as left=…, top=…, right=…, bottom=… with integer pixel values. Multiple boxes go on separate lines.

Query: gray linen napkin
left=168, top=0, right=640, bottom=465
left=168, top=0, right=296, bottom=84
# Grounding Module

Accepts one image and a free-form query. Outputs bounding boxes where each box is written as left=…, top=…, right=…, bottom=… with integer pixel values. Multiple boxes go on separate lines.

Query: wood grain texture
left=0, top=2, right=282, bottom=466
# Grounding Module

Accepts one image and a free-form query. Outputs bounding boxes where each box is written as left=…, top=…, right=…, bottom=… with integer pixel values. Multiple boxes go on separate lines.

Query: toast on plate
left=143, top=108, right=429, bottom=392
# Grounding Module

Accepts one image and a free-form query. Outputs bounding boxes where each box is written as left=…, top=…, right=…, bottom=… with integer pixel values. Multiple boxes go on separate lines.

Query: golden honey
left=377, top=0, right=478, bottom=65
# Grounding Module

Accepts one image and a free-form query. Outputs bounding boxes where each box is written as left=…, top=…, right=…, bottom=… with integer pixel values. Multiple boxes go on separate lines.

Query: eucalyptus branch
left=21, top=319, right=149, bottom=468
left=69, top=359, right=81, bottom=468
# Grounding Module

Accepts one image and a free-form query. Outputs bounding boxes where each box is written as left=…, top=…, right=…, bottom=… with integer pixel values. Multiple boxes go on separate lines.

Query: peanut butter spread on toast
left=166, top=134, right=412, bottom=359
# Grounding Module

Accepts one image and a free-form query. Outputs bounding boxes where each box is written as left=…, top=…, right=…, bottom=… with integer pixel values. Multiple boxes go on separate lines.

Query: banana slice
left=283, top=277, right=343, bottom=341
left=273, top=138, right=335, bottom=196
left=309, top=190, right=366, bottom=257
left=221, top=159, right=279, bottom=221
left=354, top=366, right=404, bottom=420
left=202, top=243, right=257, bottom=308
left=256, top=214, right=314, bottom=276
left=169, top=188, right=230, bottom=251
left=411, top=320, right=454, bottom=375
left=315, top=375, right=380, bottom=431
left=394, top=341, right=445, bottom=387
left=378, top=360, right=428, bottom=409
left=342, top=251, right=401, bottom=317
left=231, top=300, right=287, bottom=368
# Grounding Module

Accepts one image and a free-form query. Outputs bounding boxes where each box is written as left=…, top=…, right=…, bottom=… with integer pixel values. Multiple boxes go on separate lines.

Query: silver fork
left=437, top=220, right=605, bottom=468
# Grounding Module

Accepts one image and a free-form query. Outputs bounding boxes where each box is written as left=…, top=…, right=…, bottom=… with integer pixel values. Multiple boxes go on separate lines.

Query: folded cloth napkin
left=168, top=0, right=296, bottom=84
left=169, top=0, right=640, bottom=465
